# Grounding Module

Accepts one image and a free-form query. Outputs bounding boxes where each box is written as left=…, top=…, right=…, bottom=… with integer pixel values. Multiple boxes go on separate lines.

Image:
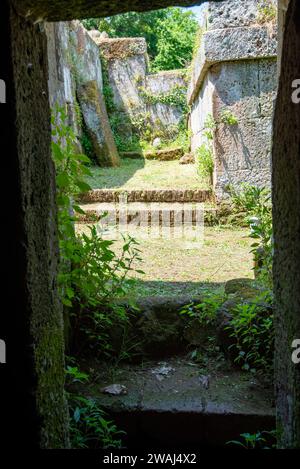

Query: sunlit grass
left=86, top=158, right=209, bottom=190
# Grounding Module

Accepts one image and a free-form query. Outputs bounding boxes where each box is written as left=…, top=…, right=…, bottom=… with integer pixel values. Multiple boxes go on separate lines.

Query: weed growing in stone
left=220, top=109, right=238, bottom=126
left=257, top=1, right=277, bottom=25
left=179, top=290, right=225, bottom=326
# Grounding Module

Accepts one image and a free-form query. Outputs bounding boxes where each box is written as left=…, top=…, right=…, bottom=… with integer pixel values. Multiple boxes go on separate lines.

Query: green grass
left=76, top=225, right=253, bottom=298
left=87, top=159, right=209, bottom=190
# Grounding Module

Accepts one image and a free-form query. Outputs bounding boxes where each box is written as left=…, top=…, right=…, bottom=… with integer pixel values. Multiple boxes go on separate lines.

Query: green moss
left=34, top=322, right=70, bottom=448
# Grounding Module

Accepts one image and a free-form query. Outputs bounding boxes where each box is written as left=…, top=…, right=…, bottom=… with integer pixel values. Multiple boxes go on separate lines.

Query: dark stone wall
left=1, top=0, right=299, bottom=450
left=14, top=0, right=215, bottom=21
left=273, top=0, right=300, bottom=448
left=1, top=2, right=69, bottom=448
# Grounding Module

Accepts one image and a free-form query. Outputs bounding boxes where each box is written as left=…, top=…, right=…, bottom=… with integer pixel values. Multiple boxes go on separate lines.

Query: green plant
left=68, top=394, right=125, bottom=449
left=51, top=105, right=92, bottom=306
left=139, top=83, right=188, bottom=114
left=227, top=184, right=273, bottom=286
left=203, top=114, right=217, bottom=141
left=66, top=226, right=143, bottom=356
left=196, top=114, right=216, bottom=184
left=226, top=291, right=274, bottom=375
left=257, top=1, right=277, bottom=24
left=180, top=291, right=225, bottom=326
left=66, top=365, right=89, bottom=384
left=65, top=359, right=126, bottom=448
left=100, top=55, right=116, bottom=115
left=227, top=430, right=277, bottom=449
left=249, top=206, right=273, bottom=287
left=220, top=109, right=238, bottom=126
left=196, top=143, right=214, bottom=182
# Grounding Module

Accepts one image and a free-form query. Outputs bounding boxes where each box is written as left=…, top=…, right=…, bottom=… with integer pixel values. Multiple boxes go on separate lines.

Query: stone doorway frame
left=1, top=0, right=299, bottom=448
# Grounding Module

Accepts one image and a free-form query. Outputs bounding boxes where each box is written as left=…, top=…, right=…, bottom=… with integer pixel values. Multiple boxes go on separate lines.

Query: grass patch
left=76, top=225, right=253, bottom=298
left=86, top=159, right=208, bottom=190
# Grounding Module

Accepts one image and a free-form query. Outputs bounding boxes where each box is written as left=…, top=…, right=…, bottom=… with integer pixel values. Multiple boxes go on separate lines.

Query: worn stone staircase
left=77, top=188, right=221, bottom=229
left=76, top=295, right=275, bottom=449
left=79, top=188, right=213, bottom=204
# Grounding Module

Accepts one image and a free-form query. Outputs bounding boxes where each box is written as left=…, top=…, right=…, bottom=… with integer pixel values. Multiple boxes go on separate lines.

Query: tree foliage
left=82, top=8, right=198, bottom=71
left=151, top=8, right=199, bottom=71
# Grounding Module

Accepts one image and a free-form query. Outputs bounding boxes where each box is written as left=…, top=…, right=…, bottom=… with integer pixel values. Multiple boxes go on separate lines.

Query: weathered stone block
left=188, top=25, right=277, bottom=104
left=207, top=0, right=276, bottom=31
left=146, top=70, right=187, bottom=130
left=78, top=80, right=120, bottom=167
left=46, top=21, right=120, bottom=166
left=69, top=21, right=103, bottom=92
left=98, top=37, right=147, bottom=60
left=210, top=59, right=277, bottom=120
left=188, top=0, right=277, bottom=199
left=145, top=147, right=184, bottom=161
left=100, top=38, right=148, bottom=119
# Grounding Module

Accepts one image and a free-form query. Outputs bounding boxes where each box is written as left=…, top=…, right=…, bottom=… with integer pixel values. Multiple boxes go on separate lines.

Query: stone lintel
left=13, top=0, right=209, bottom=22
left=188, top=25, right=277, bottom=105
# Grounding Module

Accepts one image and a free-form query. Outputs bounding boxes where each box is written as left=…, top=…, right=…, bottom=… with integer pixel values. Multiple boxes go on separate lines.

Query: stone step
left=144, top=146, right=184, bottom=161
left=76, top=356, right=275, bottom=448
left=78, top=188, right=213, bottom=204
left=120, top=146, right=184, bottom=161
left=77, top=201, right=220, bottom=226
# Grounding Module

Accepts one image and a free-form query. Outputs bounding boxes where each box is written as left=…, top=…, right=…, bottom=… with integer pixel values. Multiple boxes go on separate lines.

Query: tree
left=82, top=8, right=198, bottom=71
left=152, top=8, right=198, bottom=71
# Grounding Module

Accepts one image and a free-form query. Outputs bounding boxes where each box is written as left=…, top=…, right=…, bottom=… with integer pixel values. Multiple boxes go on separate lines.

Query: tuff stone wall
left=1, top=3, right=70, bottom=448
left=273, top=0, right=300, bottom=449
left=97, top=36, right=187, bottom=144
left=189, top=0, right=277, bottom=199
left=45, top=21, right=119, bottom=166
left=146, top=70, right=187, bottom=134
left=46, top=23, right=187, bottom=157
